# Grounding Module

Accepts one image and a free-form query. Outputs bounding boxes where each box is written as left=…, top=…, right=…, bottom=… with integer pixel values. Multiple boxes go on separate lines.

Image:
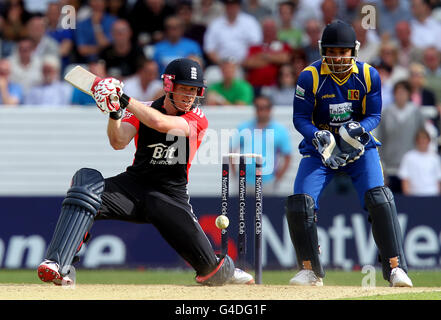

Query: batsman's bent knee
left=45, top=168, right=105, bottom=273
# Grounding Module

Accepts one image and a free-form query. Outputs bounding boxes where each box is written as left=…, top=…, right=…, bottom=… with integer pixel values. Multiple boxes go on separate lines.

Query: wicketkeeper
left=286, top=20, right=412, bottom=287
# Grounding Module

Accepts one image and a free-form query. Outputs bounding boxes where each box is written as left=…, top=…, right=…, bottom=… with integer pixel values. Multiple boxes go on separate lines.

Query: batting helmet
left=161, top=58, right=206, bottom=97
left=318, top=20, right=360, bottom=73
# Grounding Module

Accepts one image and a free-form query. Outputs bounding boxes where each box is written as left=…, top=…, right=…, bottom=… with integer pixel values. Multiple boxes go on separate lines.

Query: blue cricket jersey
left=293, top=59, right=382, bottom=156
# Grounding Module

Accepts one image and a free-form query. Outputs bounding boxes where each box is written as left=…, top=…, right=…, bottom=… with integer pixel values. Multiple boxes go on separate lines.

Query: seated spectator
left=337, top=0, right=364, bottom=25
left=242, top=0, right=272, bottom=22
left=45, top=1, right=75, bottom=73
left=409, top=62, right=437, bottom=107
left=99, top=19, right=145, bottom=78
left=291, top=48, right=307, bottom=79
left=399, top=128, right=441, bottom=196
left=0, top=17, right=16, bottom=58
left=375, top=62, right=394, bottom=109
left=276, top=1, right=303, bottom=49
left=2, top=0, right=31, bottom=42
left=203, top=0, right=262, bottom=65
left=320, top=0, right=338, bottom=26
left=76, top=0, right=117, bottom=62
left=24, top=55, right=72, bottom=106
left=410, top=0, right=441, bottom=51
left=107, top=0, right=130, bottom=20
left=352, top=18, right=380, bottom=65
left=243, top=17, right=292, bottom=94
left=301, top=19, right=323, bottom=64
left=205, top=58, right=254, bottom=106
left=152, top=15, right=203, bottom=75
left=422, top=46, right=441, bottom=104
left=395, top=20, right=422, bottom=68
left=176, top=1, right=206, bottom=51
left=123, top=58, right=164, bottom=101
left=374, top=41, right=409, bottom=86
left=375, top=80, right=426, bottom=193
left=8, top=37, right=42, bottom=93
left=128, top=0, right=175, bottom=46
left=0, top=58, right=23, bottom=106
left=377, top=0, right=412, bottom=39
left=261, top=64, right=295, bottom=106
left=192, top=0, right=224, bottom=27
left=285, top=0, right=319, bottom=30
left=71, top=59, right=107, bottom=106
left=26, top=15, right=59, bottom=59
left=231, top=94, right=292, bottom=195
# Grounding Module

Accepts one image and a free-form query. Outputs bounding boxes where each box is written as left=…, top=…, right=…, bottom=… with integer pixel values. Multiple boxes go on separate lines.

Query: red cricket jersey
left=121, top=96, right=208, bottom=191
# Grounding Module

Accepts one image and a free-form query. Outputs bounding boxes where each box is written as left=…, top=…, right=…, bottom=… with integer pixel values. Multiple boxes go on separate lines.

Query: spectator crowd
left=1, top=0, right=441, bottom=195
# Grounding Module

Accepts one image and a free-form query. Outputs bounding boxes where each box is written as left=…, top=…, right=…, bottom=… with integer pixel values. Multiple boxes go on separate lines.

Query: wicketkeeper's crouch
left=286, top=20, right=413, bottom=287
left=37, top=58, right=254, bottom=286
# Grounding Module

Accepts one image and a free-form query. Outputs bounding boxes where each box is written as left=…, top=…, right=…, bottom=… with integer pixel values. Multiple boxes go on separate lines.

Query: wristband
left=109, top=108, right=123, bottom=120
left=119, top=94, right=131, bottom=109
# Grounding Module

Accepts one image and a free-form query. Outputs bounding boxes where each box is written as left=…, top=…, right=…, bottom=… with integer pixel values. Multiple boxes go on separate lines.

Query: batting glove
left=338, top=121, right=371, bottom=163
left=313, top=130, right=349, bottom=169
left=91, top=78, right=125, bottom=117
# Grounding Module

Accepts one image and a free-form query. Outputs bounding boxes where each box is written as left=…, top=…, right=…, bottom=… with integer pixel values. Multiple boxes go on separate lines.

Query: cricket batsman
left=286, top=20, right=412, bottom=287
left=37, top=58, right=254, bottom=286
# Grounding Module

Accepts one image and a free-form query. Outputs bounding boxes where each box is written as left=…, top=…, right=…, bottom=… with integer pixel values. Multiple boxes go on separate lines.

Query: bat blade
left=64, top=66, right=100, bottom=96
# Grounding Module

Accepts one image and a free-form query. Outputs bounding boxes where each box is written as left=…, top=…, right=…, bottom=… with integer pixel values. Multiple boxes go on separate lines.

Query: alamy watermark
left=361, top=5, right=376, bottom=30
left=60, top=5, right=76, bottom=29
left=361, top=265, right=376, bottom=289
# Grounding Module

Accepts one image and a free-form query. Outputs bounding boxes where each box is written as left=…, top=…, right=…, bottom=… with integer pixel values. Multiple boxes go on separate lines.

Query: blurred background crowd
left=1, top=0, right=441, bottom=196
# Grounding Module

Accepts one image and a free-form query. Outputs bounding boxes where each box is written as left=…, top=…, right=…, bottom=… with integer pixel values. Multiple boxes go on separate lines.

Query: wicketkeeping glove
left=312, top=130, right=349, bottom=169
left=338, top=121, right=371, bottom=163
left=91, top=78, right=125, bottom=119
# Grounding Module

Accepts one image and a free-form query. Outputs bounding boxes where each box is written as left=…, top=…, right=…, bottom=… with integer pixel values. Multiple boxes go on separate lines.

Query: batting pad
left=45, top=168, right=104, bottom=274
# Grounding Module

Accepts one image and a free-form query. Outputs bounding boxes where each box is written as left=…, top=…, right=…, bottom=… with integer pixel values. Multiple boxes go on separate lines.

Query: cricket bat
left=64, top=65, right=100, bottom=96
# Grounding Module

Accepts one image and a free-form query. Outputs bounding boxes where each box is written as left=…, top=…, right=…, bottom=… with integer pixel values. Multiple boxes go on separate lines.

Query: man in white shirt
left=8, top=38, right=43, bottom=94
left=123, top=58, right=164, bottom=102
left=410, top=0, right=441, bottom=51
left=399, top=128, right=441, bottom=196
left=24, top=55, right=72, bottom=106
left=203, top=0, right=262, bottom=65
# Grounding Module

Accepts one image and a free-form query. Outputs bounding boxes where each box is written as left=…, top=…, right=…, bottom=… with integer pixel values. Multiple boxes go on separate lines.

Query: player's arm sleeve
left=121, top=110, right=140, bottom=131
left=293, top=69, right=318, bottom=143
left=180, top=108, right=209, bottom=140
left=360, top=65, right=382, bottom=132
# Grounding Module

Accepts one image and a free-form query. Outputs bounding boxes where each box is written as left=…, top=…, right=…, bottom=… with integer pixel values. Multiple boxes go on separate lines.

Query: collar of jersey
left=320, top=59, right=359, bottom=85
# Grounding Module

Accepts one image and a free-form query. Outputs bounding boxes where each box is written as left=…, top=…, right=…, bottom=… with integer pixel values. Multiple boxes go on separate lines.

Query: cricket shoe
left=37, top=259, right=73, bottom=286
left=389, top=267, right=413, bottom=287
left=228, top=268, right=255, bottom=284
left=289, top=269, right=323, bottom=286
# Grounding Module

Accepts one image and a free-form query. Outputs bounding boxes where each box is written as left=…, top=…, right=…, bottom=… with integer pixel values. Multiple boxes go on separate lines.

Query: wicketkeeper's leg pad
left=285, top=194, right=325, bottom=278
left=365, top=186, right=408, bottom=281
left=195, top=254, right=235, bottom=286
left=45, top=168, right=105, bottom=274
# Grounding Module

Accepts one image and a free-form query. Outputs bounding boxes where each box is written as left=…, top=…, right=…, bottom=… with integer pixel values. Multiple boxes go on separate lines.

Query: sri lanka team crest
left=348, top=89, right=359, bottom=100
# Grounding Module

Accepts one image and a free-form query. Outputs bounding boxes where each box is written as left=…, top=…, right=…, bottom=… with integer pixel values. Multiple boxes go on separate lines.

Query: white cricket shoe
left=289, top=269, right=323, bottom=286
left=389, top=267, right=413, bottom=287
left=228, top=268, right=255, bottom=284
left=37, top=259, right=73, bottom=286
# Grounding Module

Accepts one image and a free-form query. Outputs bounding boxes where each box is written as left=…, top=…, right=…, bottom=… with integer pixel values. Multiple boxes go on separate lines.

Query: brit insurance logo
left=148, top=143, right=177, bottom=165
